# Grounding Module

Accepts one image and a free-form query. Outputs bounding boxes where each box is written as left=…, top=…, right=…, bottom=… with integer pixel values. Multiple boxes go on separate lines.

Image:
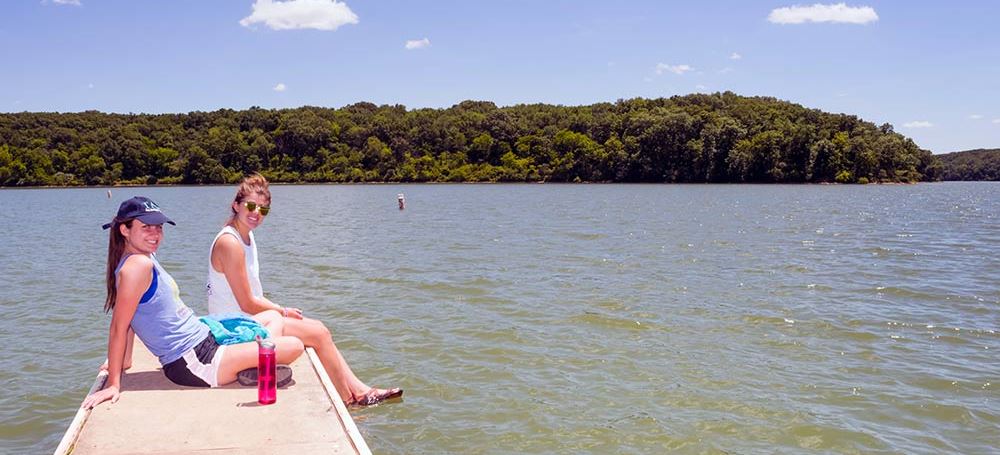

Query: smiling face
left=120, top=219, right=164, bottom=255
left=233, top=192, right=271, bottom=231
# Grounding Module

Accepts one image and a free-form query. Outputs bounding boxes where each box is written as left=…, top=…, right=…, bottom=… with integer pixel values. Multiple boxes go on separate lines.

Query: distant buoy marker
left=397, top=193, right=405, bottom=210
left=107, top=189, right=112, bottom=199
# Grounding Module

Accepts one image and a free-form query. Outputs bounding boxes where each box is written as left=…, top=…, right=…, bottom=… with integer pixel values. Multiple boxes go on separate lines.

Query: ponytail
left=104, top=219, right=133, bottom=313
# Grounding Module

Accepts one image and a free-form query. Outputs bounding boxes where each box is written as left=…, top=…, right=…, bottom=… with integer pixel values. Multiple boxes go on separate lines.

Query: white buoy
left=397, top=193, right=405, bottom=210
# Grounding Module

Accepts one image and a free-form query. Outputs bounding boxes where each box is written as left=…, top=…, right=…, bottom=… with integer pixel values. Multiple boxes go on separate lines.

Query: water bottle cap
left=260, top=340, right=276, bottom=350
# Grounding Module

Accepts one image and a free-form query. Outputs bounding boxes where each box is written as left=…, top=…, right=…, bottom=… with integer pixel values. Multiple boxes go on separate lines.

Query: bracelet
left=281, top=307, right=288, bottom=317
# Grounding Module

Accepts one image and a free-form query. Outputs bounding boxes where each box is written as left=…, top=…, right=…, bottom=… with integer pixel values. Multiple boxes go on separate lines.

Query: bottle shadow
left=236, top=401, right=265, bottom=407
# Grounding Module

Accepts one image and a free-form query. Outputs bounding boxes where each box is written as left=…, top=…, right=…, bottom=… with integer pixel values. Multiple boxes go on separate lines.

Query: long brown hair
left=228, top=173, right=271, bottom=224
left=104, top=219, right=133, bottom=313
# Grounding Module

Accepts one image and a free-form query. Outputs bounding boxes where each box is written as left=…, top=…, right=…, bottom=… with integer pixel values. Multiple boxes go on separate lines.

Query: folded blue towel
left=199, top=314, right=270, bottom=345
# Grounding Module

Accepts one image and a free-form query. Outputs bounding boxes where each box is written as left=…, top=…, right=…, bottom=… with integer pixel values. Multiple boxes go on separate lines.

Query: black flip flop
left=236, top=365, right=293, bottom=388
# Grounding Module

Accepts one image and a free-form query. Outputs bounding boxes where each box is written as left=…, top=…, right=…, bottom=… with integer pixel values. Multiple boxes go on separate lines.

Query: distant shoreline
left=1, top=94, right=937, bottom=187
left=1, top=180, right=957, bottom=190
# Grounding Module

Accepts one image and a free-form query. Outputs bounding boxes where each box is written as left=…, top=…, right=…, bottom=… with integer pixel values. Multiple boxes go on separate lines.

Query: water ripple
left=2, top=183, right=999, bottom=454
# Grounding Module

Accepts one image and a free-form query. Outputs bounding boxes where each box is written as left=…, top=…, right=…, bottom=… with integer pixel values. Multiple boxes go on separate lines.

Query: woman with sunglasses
left=83, top=196, right=305, bottom=409
left=207, top=174, right=402, bottom=407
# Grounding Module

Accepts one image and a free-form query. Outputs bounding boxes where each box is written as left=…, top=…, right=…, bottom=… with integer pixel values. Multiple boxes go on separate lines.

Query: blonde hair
left=229, top=173, right=271, bottom=222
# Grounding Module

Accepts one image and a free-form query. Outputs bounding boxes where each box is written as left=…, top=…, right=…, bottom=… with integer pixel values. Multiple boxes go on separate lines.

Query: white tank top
left=206, top=225, right=263, bottom=314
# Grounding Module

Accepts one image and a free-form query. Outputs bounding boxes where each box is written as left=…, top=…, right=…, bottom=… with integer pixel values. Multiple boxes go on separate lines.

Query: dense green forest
left=936, top=148, right=1000, bottom=181
left=0, top=92, right=939, bottom=186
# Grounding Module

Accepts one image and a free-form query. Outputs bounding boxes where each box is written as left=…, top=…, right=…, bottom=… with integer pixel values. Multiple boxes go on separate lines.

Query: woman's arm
left=212, top=234, right=290, bottom=316
left=122, top=327, right=135, bottom=369
left=82, top=256, right=150, bottom=409
left=100, top=328, right=134, bottom=371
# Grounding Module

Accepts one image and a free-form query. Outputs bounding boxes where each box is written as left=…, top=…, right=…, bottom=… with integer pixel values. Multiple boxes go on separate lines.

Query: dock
left=55, top=342, right=371, bottom=455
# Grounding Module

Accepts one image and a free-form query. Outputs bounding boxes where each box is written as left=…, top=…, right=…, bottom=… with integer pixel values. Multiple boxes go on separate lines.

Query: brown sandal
left=348, top=387, right=403, bottom=407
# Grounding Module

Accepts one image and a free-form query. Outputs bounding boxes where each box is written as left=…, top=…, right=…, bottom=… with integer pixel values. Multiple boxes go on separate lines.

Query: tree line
left=936, top=148, right=1000, bottom=181
left=0, top=92, right=940, bottom=186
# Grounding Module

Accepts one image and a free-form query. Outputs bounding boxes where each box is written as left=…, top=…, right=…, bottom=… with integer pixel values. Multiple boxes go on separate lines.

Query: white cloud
left=718, top=67, right=734, bottom=74
left=53, top=0, right=82, bottom=5
left=656, top=63, right=693, bottom=75
left=768, top=3, right=878, bottom=25
left=730, top=52, right=742, bottom=60
left=695, top=84, right=708, bottom=91
left=405, top=38, right=430, bottom=50
left=993, top=118, right=1000, bottom=124
left=903, top=121, right=933, bottom=128
left=968, top=114, right=983, bottom=120
left=273, top=83, right=287, bottom=92
left=240, top=0, right=358, bottom=31
left=87, top=83, right=94, bottom=89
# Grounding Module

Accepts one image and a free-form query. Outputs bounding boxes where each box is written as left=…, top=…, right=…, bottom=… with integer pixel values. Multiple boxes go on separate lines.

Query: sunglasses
left=242, top=201, right=270, bottom=216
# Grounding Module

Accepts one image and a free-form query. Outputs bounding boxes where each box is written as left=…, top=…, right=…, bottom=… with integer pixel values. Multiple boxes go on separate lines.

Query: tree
left=70, top=145, right=108, bottom=185
left=0, top=94, right=943, bottom=186
left=181, top=146, right=226, bottom=184
left=469, top=133, right=495, bottom=164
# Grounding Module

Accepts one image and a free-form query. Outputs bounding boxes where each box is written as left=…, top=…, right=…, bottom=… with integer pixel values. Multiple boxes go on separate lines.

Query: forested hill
left=936, top=148, right=1000, bottom=181
left=0, top=92, right=938, bottom=186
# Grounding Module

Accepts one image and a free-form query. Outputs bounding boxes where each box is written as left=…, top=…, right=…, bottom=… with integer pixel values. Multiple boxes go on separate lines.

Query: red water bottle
left=258, top=340, right=277, bottom=405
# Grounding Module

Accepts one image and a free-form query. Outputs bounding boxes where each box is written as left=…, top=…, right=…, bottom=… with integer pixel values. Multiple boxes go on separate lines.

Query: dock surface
left=57, top=342, right=370, bottom=455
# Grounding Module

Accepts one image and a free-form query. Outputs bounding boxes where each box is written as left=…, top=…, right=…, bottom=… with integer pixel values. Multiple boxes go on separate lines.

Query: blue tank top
left=115, top=254, right=209, bottom=365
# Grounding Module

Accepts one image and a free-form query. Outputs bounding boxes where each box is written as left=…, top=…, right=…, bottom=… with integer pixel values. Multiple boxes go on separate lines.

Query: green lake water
left=1, top=183, right=997, bottom=454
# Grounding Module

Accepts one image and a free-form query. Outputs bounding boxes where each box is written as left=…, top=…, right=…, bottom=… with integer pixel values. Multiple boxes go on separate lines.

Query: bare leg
left=216, top=336, right=304, bottom=385
left=253, top=310, right=284, bottom=335
left=280, top=317, right=381, bottom=402
left=252, top=312, right=395, bottom=403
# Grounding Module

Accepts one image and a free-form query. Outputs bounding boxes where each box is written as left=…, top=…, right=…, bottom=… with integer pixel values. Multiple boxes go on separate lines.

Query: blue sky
left=2, top=1, right=998, bottom=153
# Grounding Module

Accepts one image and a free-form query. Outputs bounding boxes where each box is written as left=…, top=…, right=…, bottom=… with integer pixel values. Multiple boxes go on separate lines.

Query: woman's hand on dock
left=81, top=385, right=120, bottom=409
left=99, top=359, right=131, bottom=372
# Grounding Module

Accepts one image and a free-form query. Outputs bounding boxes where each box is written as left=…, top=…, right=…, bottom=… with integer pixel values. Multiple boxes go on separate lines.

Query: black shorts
left=162, top=334, right=226, bottom=388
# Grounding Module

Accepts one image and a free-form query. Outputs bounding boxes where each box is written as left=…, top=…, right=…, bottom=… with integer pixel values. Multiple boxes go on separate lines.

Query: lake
left=0, top=183, right=997, bottom=454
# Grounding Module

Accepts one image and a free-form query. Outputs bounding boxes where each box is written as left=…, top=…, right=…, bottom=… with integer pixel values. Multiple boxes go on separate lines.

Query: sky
left=2, top=0, right=998, bottom=153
